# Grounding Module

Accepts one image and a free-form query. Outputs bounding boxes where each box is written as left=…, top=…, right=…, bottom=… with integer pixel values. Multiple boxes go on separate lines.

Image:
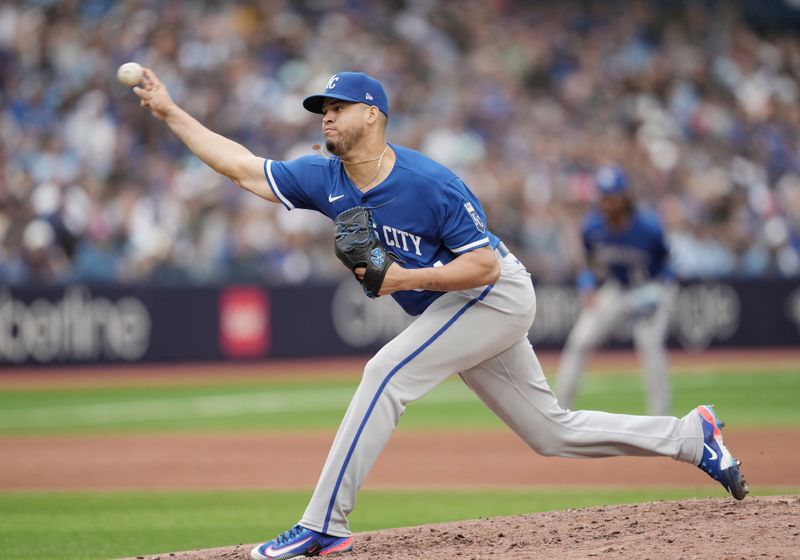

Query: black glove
left=334, top=206, right=395, bottom=298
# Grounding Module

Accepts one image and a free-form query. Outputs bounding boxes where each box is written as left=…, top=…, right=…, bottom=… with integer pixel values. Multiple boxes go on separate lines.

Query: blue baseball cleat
left=250, top=524, right=353, bottom=559
left=695, top=405, right=749, bottom=500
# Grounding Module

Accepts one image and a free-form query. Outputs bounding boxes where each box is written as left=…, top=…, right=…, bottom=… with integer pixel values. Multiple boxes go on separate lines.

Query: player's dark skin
left=599, top=194, right=632, bottom=233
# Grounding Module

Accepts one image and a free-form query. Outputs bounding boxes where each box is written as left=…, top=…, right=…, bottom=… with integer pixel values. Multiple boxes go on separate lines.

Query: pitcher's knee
left=526, top=436, right=562, bottom=457
left=525, top=412, right=578, bottom=457
left=360, top=355, right=407, bottom=416
left=362, top=355, right=408, bottom=400
left=363, top=354, right=396, bottom=384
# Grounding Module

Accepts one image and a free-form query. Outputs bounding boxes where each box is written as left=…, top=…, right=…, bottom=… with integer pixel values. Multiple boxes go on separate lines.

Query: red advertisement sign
left=218, top=287, right=270, bottom=358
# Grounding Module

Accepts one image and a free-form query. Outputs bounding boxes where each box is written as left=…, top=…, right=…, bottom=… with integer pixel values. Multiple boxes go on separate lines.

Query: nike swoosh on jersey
left=264, top=536, right=313, bottom=557
left=328, top=194, right=345, bottom=203
left=703, top=443, right=719, bottom=461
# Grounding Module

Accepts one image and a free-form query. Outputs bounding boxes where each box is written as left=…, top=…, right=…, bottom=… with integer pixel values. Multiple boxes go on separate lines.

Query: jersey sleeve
left=439, top=178, right=491, bottom=254
left=263, top=155, right=326, bottom=212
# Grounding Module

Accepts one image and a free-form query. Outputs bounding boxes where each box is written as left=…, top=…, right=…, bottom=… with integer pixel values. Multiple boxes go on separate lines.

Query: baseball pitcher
left=556, top=165, right=676, bottom=416
left=132, top=69, right=747, bottom=560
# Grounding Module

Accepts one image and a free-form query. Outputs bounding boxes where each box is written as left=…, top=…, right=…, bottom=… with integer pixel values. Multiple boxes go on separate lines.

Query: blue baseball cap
left=303, top=72, right=389, bottom=118
left=595, top=165, right=629, bottom=196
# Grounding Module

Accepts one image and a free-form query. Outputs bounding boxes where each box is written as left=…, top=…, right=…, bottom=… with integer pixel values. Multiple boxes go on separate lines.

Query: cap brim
left=302, top=93, right=361, bottom=114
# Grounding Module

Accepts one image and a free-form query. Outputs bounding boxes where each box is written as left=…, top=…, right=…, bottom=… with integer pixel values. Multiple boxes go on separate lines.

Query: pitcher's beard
left=325, top=140, right=339, bottom=154
left=325, top=127, right=364, bottom=157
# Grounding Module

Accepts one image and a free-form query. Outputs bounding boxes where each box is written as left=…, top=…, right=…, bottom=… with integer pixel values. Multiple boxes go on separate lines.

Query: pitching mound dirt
left=127, top=496, right=799, bottom=560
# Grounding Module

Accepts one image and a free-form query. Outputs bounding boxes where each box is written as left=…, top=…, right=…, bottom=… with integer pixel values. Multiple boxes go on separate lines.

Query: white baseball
left=116, top=62, right=143, bottom=87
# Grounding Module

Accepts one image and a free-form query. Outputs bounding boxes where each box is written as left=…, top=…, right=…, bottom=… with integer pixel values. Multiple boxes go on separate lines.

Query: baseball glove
left=334, top=206, right=395, bottom=298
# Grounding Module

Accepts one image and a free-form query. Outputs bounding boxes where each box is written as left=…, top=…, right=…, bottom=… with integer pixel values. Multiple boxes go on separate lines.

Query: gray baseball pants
left=300, top=253, right=703, bottom=537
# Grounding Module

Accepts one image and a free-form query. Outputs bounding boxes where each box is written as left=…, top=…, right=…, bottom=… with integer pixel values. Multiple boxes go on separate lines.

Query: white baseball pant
left=300, top=254, right=701, bottom=537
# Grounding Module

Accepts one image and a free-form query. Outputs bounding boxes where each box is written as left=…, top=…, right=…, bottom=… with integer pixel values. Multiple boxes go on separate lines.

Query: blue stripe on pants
left=322, top=284, right=494, bottom=533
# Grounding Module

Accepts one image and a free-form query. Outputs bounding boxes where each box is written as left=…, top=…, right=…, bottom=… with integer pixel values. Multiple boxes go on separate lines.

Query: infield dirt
left=125, top=496, right=799, bottom=559
left=1, top=428, right=796, bottom=490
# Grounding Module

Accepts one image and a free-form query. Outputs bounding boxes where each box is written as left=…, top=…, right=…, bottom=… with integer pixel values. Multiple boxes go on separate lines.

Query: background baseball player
left=132, top=69, right=748, bottom=560
left=556, top=165, right=676, bottom=416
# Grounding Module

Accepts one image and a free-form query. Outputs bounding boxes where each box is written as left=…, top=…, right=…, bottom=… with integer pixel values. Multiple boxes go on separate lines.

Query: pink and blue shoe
left=250, top=524, right=353, bottom=559
left=696, top=405, right=749, bottom=500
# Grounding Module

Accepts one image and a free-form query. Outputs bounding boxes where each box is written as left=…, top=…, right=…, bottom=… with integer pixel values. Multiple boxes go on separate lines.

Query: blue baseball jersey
left=580, top=208, right=670, bottom=289
left=264, top=144, right=500, bottom=315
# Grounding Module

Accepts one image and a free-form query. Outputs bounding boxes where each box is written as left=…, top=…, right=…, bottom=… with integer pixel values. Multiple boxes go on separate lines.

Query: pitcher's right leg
left=463, top=336, right=701, bottom=463
left=461, top=337, right=748, bottom=498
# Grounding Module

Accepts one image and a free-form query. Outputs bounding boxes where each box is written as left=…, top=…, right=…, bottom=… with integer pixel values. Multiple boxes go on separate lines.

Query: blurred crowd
left=2, top=0, right=800, bottom=287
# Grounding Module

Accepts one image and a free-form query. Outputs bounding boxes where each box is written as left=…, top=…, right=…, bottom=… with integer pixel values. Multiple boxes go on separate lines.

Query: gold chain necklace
left=344, top=145, right=389, bottom=190
left=312, top=144, right=390, bottom=190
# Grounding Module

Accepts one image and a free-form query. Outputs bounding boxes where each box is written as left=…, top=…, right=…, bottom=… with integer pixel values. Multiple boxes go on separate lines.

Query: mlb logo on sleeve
left=464, top=202, right=485, bottom=232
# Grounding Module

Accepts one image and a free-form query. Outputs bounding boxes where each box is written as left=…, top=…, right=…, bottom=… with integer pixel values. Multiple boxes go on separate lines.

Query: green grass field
left=1, top=363, right=799, bottom=559
left=1, top=368, right=799, bottom=434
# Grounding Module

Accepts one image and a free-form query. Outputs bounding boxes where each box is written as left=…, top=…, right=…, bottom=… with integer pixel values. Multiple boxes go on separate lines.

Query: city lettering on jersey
left=382, top=225, right=423, bottom=256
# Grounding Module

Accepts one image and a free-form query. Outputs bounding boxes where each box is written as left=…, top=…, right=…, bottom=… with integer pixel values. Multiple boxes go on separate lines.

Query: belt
left=494, top=241, right=510, bottom=258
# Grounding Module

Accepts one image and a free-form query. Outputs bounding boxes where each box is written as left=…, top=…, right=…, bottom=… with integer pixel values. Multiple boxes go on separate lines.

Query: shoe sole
left=720, top=461, right=749, bottom=500
left=251, top=537, right=353, bottom=559
left=320, top=536, right=354, bottom=555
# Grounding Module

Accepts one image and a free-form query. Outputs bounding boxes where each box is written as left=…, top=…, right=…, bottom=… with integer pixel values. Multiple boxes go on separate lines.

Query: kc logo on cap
left=304, top=72, right=390, bottom=118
